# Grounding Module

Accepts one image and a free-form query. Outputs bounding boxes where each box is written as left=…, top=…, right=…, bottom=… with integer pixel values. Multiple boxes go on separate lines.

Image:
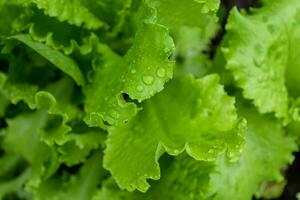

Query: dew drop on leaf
left=142, top=75, right=154, bottom=85
left=136, top=85, right=144, bottom=92
left=157, top=68, right=166, bottom=77
left=131, top=69, right=137, bottom=74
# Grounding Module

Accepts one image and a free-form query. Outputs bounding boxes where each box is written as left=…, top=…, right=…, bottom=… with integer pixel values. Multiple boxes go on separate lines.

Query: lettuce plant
left=0, top=0, right=299, bottom=199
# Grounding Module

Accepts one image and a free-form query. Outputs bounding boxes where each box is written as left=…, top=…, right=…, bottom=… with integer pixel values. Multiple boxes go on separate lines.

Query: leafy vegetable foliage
left=0, top=0, right=299, bottom=200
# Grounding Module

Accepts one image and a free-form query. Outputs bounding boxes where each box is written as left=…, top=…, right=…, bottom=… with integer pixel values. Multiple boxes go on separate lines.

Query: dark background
left=218, top=1, right=300, bottom=199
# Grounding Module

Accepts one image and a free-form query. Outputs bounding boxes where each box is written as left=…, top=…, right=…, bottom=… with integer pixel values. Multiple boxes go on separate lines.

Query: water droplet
left=142, top=76, right=154, bottom=85
left=208, top=149, right=214, bottom=154
left=157, top=68, right=166, bottom=77
left=131, top=69, right=136, bottom=74
left=136, top=85, right=144, bottom=92
left=164, top=47, right=171, bottom=53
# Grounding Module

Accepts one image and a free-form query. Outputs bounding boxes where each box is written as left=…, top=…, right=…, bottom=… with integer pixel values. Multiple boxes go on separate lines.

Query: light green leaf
left=84, top=4, right=175, bottom=127
left=18, top=0, right=105, bottom=29
left=209, top=107, right=297, bottom=200
left=99, top=106, right=297, bottom=200
left=148, top=0, right=219, bottom=33
left=1, top=80, right=78, bottom=146
left=1, top=82, right=38, bottom=109
left=139, top=155, right=215, bottom=200
left=148, top=0, right=220, bottom=78
left=104, top=74, right=244, bottom=192
left=223, top=1, right=300, bottom=118
left=35, top=91, right=71, bottom=145
left=93, top=155, right=215, bottom=200
left=122, top=22, right=174, bottom=101
left=83, top=44, right=139, bottom=128
left=1, top=76, right=81, bottom=146
left=0, top=70, right=38, bottom=109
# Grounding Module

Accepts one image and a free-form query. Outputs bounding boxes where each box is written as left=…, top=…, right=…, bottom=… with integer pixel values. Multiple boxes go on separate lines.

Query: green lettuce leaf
left=1, top=0, right=299, bottom=199
left=16, top=0, right=106, bottom=30
left=104, top=74, right=244, bottom=192
left=1, top=90, right=105, bottom=196
left=0, top=93, right=8, bottom=117
left=2, top=110, right=59, bottom=188
left=0, top=153, right=23, bottom=180
left=0, top=168, right=31, bottom=199
left=0, top=2, right=31, bottom=38
left=80, top=0, right=132, bottom=35
left=209, top=107, right=297, bottom=200
left=28, top=11, right=98, bottom=55
left=84, top=2, right=175, bottom=127
left=33, top=151, right=106, bottom=200
left=222, top=0, right=300, bottom=118
left=1, top=80, right=38, bottom=109
left=57, top=130, right=106, bottom=166
left=1, top=78, right=78, bottom=146
left=148, top=0, right=220, bottom=77
left=94, top=155, right=214, bottom=200
left=97, top=106, right=297, bottom=200
left=9, top=34, right=85, bottom=85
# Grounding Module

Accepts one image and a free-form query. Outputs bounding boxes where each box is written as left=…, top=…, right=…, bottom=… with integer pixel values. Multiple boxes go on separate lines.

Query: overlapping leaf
left=84, top=2, right=175, bottom=127
left=16, top=0, right=105, bottom=29
left=27, top=11, right=98, bottom=55
left=1, top=0, right=299, bottom=199
left=148, top=0, right=220, bottom=77
left=33, top=151, right=106, bottom=200
left=92, top=155, right=214, bottom=200
left=222, top=0, right=300, bottom=118
left=9, top=34, right=85, bottom=85
left=95, top=106, right=297, bottom=200
left=209, top=107, right=297, bottom=200
left=104, top=74, right=244, bottom=192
